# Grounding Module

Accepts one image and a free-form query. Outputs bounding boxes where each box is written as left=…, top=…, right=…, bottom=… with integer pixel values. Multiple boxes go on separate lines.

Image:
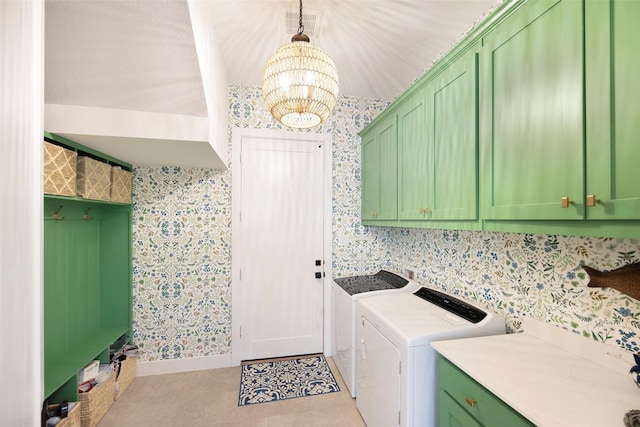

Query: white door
left=236, top=132, right=325, bottom=361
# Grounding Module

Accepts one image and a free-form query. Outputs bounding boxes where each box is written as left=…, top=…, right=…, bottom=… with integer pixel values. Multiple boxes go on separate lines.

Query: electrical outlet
left=403, top=267, right=415, bottom=280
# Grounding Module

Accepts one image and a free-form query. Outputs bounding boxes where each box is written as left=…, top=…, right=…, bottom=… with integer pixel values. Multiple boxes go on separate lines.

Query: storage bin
left=109, top=166, right=132, bottom=204
left=56, top=402, right=81, bottom=427
left=79, top=374, right=114, bottom=427
left=114, top=357, right=136, bottom=400
left=44, top=141, right=77, bottom=196
left=77, top=156, right=111, bottom=201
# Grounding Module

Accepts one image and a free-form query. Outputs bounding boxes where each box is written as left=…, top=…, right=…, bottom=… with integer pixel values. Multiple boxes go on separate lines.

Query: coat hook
left=83, top=207, right=93, bottom=220
left=53, top=205, right=65, bottom=221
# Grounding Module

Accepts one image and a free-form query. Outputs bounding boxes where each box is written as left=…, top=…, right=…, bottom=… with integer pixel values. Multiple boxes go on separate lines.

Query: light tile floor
left=98, top=357, right=366, bottom=427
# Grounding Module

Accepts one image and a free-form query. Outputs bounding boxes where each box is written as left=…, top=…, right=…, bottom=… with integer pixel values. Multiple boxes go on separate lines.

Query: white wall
left=0, top=0, right=44, bottom=425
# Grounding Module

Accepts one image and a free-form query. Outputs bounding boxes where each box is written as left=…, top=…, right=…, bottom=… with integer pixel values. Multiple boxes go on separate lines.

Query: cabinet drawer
left=439, top=357, right=533, bottom=427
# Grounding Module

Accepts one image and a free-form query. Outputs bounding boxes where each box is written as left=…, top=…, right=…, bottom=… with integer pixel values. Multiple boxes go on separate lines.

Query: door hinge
left=398, top=411, right=401, bottom=425
left=239, top=269, right=242, bottom=280
left=239, top=326, right=242, bottom=339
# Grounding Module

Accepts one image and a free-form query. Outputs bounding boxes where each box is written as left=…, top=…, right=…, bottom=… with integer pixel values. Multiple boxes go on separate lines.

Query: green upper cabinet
left=429, top=49, right=479, bottom=221
left=361, top=113, right=398, bottom=221
left=397, top=49, right=479, bottom=223
left=397, top=86, right=429, bottom=220
left=585, top=0, right=640, bottom=220
left=480, top=0, right=584, bottom=220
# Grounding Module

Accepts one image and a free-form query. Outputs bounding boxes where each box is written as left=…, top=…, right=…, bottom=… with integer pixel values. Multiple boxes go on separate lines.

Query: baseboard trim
left=136, top=354, right=233, bottom=377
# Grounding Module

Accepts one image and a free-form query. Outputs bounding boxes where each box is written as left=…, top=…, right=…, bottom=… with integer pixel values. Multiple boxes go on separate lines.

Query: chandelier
left=262, top=0, right=339, bottom=129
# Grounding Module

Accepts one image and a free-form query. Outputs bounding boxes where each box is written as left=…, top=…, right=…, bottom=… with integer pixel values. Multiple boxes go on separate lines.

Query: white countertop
left=432, top=318, right=640, bottom=427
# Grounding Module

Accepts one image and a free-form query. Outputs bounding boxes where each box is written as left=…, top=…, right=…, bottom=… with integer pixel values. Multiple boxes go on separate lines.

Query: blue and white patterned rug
left=238, top=355, right=340, bottom=406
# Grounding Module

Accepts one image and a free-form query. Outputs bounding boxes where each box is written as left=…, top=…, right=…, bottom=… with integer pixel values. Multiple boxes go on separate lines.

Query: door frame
left=231, top=128, right=333, bottom=366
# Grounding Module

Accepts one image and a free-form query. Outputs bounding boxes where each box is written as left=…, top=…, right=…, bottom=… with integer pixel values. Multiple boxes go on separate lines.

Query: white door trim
left=231, top=128, right=333, bottom=366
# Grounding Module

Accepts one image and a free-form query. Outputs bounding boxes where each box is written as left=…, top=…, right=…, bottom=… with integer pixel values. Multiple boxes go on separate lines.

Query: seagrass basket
left=114, top=357, right=136, bottom=400
left=79, top=374, right=114, bottom=427
left=56, top=402, right=81, bottom=427
left=44, top=141, right=77, bottom=196
left=77, top=156, right=111, bottom=201
left=109, top=166, right=132, bottom=204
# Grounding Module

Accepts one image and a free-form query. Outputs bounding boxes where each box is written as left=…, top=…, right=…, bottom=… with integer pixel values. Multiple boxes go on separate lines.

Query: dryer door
left=357, top=317, right=401, bottom=427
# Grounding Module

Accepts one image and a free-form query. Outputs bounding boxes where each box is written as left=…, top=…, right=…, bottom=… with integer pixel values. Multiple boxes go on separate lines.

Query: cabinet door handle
left=465, top=397, right=477, bottom=408
left=561, top=197, right=574, bottom=208
left=586, top=194, right=600, bottom=207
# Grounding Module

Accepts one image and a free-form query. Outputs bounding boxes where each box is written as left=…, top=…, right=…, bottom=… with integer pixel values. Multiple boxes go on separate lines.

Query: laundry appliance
left=356, top=287, right=505, bottom=427
left=332, top=270, right=420, bottom=397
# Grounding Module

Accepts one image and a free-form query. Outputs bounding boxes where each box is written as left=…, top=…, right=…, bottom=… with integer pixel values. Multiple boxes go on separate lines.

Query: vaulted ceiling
left=44, top=0, right=498, bottom=166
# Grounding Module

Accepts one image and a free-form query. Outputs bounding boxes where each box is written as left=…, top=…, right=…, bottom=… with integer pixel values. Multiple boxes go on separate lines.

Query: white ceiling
left=44, top=0, right=498, bottom=166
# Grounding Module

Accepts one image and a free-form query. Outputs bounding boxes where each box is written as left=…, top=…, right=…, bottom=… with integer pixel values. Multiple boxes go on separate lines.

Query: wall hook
left=53, top=205, right=65, bottom=221
left=83, top=207, right=93, bottom=221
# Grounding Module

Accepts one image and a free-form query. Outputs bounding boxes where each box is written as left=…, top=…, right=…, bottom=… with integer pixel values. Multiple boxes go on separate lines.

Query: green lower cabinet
left=439, top=357, right=534, bottom=427
left=440, top=391, right=482, bottom=427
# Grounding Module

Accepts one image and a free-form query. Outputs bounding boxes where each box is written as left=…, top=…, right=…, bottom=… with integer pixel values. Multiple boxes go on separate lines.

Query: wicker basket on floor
left=56, top=402, right=81, bottom=427
left=79, top=374, right=115, bottom=427
left=114, top=357, right=136, bottom=400
left=44, top=141, right=77, bottom=196
left=109, top=166, right=132, bottom=204
left=77, top=156, right=111, bottom=201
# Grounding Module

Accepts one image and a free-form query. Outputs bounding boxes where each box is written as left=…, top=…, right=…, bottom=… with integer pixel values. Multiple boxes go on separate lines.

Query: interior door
left=238, top=134, right=324, bottom=361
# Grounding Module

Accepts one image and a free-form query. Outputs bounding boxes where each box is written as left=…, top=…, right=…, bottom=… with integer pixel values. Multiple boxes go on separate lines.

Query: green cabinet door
left=585, top=0, right=640, bottom=219
left=361, top=113, right=397, bottom=221
left=398, top=86, right=430, bottom=220
left=429, top=50, right=479, bottom=220
left=398, top=49, right=478, bottom=222
left=439, top=390, right=482, bottom=427
left=481, top=0, right=584, bottom=220
left=439, top=357, right=535, bottom=427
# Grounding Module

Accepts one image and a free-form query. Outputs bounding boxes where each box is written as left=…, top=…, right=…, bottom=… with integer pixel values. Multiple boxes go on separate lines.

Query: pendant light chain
left=297, top=0, right=304, bottom=35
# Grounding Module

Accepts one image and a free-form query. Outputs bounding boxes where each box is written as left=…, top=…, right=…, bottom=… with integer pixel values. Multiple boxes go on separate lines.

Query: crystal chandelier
left=262, top=0, right=339, bottom=129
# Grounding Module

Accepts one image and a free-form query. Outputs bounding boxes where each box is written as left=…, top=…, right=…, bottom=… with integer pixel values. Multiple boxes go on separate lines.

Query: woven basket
left=114, top=357, right=136, bottom=400
left=79, top=374, right=114, bottom=427
left=110, top=166, right=132, bottom=204
left=77, top=156, right=111, bottom=201
left=44, top=141, right=77, bottom=196
left=56, top=402, right=81, bottom=427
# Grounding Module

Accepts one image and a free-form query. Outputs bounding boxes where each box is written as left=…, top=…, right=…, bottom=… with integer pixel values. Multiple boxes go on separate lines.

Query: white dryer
left=355, top=287, right=505, bottom=427
left=332, top=270, right=420, bottom=397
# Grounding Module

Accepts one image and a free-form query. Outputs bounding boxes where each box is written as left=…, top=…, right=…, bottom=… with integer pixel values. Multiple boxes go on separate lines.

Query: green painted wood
left=361, top=114, right=397, bottom=221
left=43, top=157, right=132, bottom=399
left=439, top=357, right=534, bottom=427
left=480, top=0, right=584, bottom=220
left=361, top=129, right=380, bottom=221
left=398, top=86, right=430, bottom=220
left=429, top=50, right=479, bottom=220
left=439, top=391, right=483, bottom=427
left=585, top=0, right=640, bottom=220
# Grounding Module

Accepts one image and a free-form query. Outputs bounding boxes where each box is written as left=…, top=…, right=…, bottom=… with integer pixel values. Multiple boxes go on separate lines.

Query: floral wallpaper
left=131, top=166, right=232, bottom=360
left=384, top=229, right=640, bottom=350
left=131, top=84, right=640, bottom=363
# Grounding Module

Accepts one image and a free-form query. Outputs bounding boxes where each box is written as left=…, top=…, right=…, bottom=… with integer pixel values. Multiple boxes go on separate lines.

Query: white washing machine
left=355, top=287, right=505, bottom=427
left=332, top=270, right=420, bottom=397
